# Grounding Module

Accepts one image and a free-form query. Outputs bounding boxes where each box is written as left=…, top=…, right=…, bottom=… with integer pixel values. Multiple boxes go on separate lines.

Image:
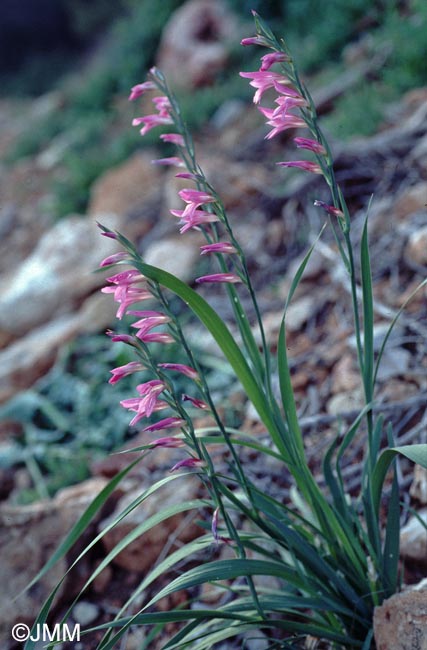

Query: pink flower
left=136, top=332, right=175, bottom=344
left=160, top=133, right=185, bottom=146
left=101, top=270, right=152, bottom=319
left=179, top=189, right=215, bottom=204
left=170, top=457, right=206, bottom=472
left=313, top=200, right=344, bottom=218
left=273, top=95, right=308, bottom=113
left=170, top=208, right=220, bottom=234
left=258, top=107, right=305, bottom=139
left=175, top=172, right=200, bottom=181
left=143, top=417, right=186, bottom=432
left=99, top=252, right=129, bottom=267
left=240, top=35, right=269, bottom=47
left=128, top=81, right=156, bottom=101
left=195, top=273, right=241, bottom=284
left=182, top=394, right=210, bottom=410
left=133, top=114, right=173, bottom=136
left=158, top=363, right=199, bottom=381
left=106, top=331, right=135, bottom=345
left=152, top=96, right=172, bottom=116
left=294, top=137, right=326, bottom=155
left=102, top=285, right=152, bottom=319
left=239, top=70, right=291, bottom=103
left=276, top=160, right=322, bottom=174
left=127, top=310, right=168, bottom=318
left=200, top=242, right=237, bottom=255
left=151, top=156, right=185, bottom=167
left=121, top=380, right=167, bottom=424
left=150, top=436, right=185, bottom=448
left=106, top=270, right=145, bottom=285
left=99, top=230, right=118, bottom=240
left=260, top=52, right=288, bottom=71
left=131, top=314, right=171, bottom=330
left=109, top=361, right=145, bottom=384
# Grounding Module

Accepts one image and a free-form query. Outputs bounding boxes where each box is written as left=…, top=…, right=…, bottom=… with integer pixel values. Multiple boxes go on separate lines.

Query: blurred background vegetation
left=3, top=0, right=427, bottom=217
left=1, top=0, right=426, bottom=501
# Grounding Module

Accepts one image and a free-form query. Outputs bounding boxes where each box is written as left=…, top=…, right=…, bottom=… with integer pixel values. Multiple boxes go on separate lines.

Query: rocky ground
left=0, top=2, right=426, bottom=648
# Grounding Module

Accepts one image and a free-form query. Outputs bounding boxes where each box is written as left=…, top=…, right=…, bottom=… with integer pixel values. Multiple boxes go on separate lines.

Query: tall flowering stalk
left=26, top=12, right=427, bottom=650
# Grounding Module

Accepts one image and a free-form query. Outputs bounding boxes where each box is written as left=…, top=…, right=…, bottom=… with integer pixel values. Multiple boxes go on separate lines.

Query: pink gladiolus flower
left=260, top=52, right=288, bottom=71
left=239, top=70, right=291, bottom=103
left=127, top=310, right=167, bottom=318
left=106, top=331, right=135, bottom=345
left=179, top=189, right=215, bottom=204
left=133, top=114, right=173, bottom=136
left=143, top=417, right=186, bottom=432
left=240, top=35, right=269, bottom=47
left=106, top=269, right=145, bottom=285
left=151, top=157, right=185, bottom=167
left=121, top=380, right=167, bottom=424
left=128, top=81, right=156, bottom=101
left=170, top=208, right=220, bottom=234
left=195, top=273, right=242, bottom=284
left=170, top=457, right=206, bottom=472
left=158, top=363, right=199, bottom=381
left=136, top=332, right=175, bottom=344
left=152, top=96, right=172, bottom=116
left=277, top=160, right=322, bottom=174
left=175, top=172, right=199, bottom=181
left=151, top=436, right=185, bottom=448
left=160, top=133, right=185, bottom=146
left=313, top=200, right=344, bottom=218
left=131, top=314, right=171, bottom=339
left=102, top=285, right=153, bottom=319
left=100, top=230, right=118, bottom=240
left=131, top=313, right=171, bottom=329
left=99, top=252, right=129, bottom=267
left=258, top=107, right=306, bottom=139
left=102, top=270, right=152, bottom=318
left=273, top=95, right=308, bottom=114
left=109, top=361, right=145, bottom=384
left=294, top=137, right=326, bottom=155
left=182, top=394, right=210, bottom=410
left=200, top=242, right=237, bottom=255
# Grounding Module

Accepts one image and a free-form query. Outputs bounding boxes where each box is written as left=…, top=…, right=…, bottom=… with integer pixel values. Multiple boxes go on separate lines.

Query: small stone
left=400, top=510, right=427, bottom=563
left=144, top=234, right=202, bottom=283
left=331, top=354, right=360, bottom=393
left=72, top=602, right=100, bottom=627
left=405, top=225, right=427, bottom=266
left=410, top=465, right=427, bottom=505
left=394, top=182, right=427, bottom=220
left=327, top=388, right=364, bottom=415
left=88, top=152, right=162, bottom=220
left=242, top=630, right=270, bottom=650
left=285, top=296, right=316, bottom=332
left=374, top=587, right=427, bottom=650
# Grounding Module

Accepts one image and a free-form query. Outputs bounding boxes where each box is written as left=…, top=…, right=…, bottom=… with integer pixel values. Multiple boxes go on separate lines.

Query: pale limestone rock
left=0, top=292, right=117, bottom=403
left=405, top=225, right=427, bottom=266
left=400, top=510, right=427, bottom=563
left=156, top=0, right=235, bottom=89
left=410, top=465, right=427, bottom=505
left=144, top=234, right=202, bottom=282
left=87, top=151, right=163, bottom=221
left=0, top=213, right=121, bottom=336
left=374, top=586, right=427, bottom=650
